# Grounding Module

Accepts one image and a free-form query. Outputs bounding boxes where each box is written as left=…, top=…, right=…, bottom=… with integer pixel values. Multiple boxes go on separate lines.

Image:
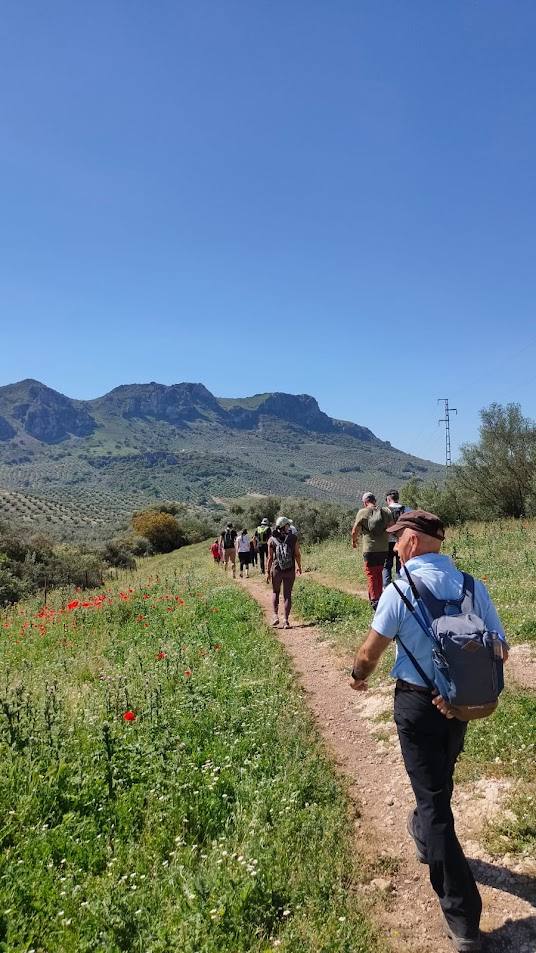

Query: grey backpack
left=275, top=535, right=295, bottom=571
left=393, top=569, right=504, bottom=721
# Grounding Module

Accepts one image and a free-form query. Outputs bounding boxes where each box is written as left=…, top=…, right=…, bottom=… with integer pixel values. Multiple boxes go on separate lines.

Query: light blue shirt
left=372, top=553, right=507, bottom=688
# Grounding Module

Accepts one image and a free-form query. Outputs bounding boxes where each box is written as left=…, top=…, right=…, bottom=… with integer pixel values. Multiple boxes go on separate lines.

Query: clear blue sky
left=1, top=1, right=535, bottom=464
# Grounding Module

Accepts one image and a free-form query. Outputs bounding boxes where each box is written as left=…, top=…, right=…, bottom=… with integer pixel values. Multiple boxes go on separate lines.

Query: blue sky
left=1, top=1, right=535, bottom=464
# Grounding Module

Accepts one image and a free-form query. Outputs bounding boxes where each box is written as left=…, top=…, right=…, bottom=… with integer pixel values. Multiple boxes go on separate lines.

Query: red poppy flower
left=156, top=651, right=167, bottom=660
left=136, top=614, right=145, bottom=622
left=176, top=597, right=185, bottom=605
left=123, top=710, right=136, bottom=722
left=213, top=643, right=222, bottom=651
left=67, top=600, right=80, bottom=611
left=183, top=669, right=192, bottom=678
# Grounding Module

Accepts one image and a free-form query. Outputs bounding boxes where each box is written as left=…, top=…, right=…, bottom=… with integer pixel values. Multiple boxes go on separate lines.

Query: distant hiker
left=350, top=510, right=508, bottom=953
left=255, top=518, right=272, bottom=575
left=383, top=489, right=410, bottom=587
left=266, top=516, right=302, bottom=629
left=236, top=528, right=251, bottom=578
left=249, top=534, right=258, bottom=567
left=351, top=492, right=393, bottom=609
left=220, top=523, right=237, bottom=577
left=210, top=539, right=221, bottom=564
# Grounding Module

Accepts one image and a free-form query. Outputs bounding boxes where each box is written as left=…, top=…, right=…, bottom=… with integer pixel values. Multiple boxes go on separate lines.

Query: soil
left=238, top=573, right=536, bottom=953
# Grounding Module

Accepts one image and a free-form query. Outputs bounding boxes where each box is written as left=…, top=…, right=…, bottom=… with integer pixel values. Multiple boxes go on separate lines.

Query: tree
left=131, top=510, right=185, bottom=553
left=454, top=403, right=536, bottom=519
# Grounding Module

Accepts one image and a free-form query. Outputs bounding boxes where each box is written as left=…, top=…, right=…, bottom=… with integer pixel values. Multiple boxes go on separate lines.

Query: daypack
left=367, top=507, right=389, bottom=536
left=275, top=535, right=295, bottom=571
left=222, top=529, right=235, bottom=549
left=393, top=568, right=504, bottom=721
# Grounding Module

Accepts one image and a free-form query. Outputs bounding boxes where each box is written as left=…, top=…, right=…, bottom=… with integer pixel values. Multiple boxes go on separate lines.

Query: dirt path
left=508, top=644, right=536, bottom=690
left=238, top=573, right=536, bottom=953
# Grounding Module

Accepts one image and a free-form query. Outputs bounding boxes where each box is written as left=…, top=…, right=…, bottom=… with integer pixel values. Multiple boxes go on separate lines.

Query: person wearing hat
left=266, top=516, right=302, bottom=628
left=254, top=517, right=272, bottom=575
left=351, top=492, right=394, bottom=608
left=349, top=510, right=508, bottom=953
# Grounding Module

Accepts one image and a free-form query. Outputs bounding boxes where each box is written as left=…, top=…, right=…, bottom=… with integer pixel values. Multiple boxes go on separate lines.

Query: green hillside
left=0, top=379, right=443, bottom=536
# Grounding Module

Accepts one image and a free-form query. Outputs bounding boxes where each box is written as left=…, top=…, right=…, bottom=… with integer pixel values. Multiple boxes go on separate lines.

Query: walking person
left=249, top=534, right=258, bottom=569
left=383, top=489, right=410, bottom=587
left=220, top=523, right=237, bottom=578
left=236, top=528, right=251, bottom=578
left=351, top=492, right=393, bottom=609
left=210, top=539, right=221, bottom=565
left=255, top=518, right=272, bottom=575
left=266, top=516, right=301, bottom=628
left=350, top=510, right=508, bottom=953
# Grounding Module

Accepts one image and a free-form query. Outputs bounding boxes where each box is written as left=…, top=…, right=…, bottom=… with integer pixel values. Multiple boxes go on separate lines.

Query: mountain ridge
left=0, top=378, right=443, bottom=533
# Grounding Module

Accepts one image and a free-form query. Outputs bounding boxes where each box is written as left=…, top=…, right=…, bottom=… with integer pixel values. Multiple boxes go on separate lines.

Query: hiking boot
left=407, top=811, right=427, bottom=864
left=271, top=616, right=279, bottom=626
left=446, top=927, right=482, bottom=952
left=283, top=620, right=290, bottom=629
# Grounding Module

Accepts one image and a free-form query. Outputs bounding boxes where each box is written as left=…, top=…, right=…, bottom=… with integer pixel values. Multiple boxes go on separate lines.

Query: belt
left=396, top=678, right=433, bottom=695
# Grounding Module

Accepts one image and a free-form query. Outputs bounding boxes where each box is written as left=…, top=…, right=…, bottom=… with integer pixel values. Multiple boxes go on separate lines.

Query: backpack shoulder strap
left=411, top=575, right=447, bottom=621
left=460, top=572, right=475, bottom=613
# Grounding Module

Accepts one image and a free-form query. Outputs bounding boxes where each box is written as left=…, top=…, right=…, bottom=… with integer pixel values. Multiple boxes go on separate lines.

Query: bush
left=0, top=533, right=105, bottom=606
left=131, top=511, right=186, bottom=553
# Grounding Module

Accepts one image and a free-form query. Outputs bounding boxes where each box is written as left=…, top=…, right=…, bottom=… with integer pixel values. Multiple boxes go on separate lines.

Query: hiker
left=255, top=518, right=272, bottom=575
left=350, top=510, right=508, bottom=953
left=220, top=523, right=237, bottom=577
left=351, top=492, right=393, bottom=609
left=266, top=516, right=302, bottom=628
left=236, top=528, right=252, bottom=578
left=383, top=489, right=410, bottom=587
left=249, top=534, right=258, bottom=568
left=210, top=539, right=221, bottom=564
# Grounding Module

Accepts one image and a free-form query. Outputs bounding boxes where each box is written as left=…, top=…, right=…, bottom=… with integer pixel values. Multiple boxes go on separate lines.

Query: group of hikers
left=208, top=490, right=510, bottom=952
left=210, top=516, right=301, bottom=628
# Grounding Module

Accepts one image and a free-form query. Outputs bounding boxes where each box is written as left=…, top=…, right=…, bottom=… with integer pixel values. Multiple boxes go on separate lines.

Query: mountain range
left=0, top=379, right=443, bottom=537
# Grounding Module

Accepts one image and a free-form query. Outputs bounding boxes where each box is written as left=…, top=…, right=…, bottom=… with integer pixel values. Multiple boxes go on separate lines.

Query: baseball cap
left=362, top=492, right=376, bottom=504
left=261, top=517, right=269, bottom=525
left=388, top=509, right=445, bottom=541
left=275, top=516, right=291, bottom=528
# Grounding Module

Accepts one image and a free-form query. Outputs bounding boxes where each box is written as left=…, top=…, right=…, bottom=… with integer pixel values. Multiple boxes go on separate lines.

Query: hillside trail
left=235, top=571, right=536, bottom=953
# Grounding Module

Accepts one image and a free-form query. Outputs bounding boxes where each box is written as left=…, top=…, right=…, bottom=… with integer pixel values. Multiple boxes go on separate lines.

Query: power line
left=438, top=398, right=457, bottom=467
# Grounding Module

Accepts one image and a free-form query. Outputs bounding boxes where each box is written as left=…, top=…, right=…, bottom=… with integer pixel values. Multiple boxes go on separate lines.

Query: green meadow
left=0, top=547, right=382, bottom=953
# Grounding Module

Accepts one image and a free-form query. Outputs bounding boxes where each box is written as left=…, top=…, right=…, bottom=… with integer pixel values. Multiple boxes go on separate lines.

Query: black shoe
left=446, top=928, right=482, bottom=952
left=406, top=811, right=427, bottom=864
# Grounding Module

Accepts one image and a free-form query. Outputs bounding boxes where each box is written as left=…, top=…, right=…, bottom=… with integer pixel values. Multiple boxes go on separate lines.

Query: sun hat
left=275, top=516, right=291, bottom=529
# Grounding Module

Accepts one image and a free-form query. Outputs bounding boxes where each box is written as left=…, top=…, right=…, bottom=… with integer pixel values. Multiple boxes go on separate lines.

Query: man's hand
left=352, top=539, right=357, bottom=549
left=296, top=567, right=302, bottom=575
left=350, top=678, right=368, bottom=692
left=432, top=695, right=455, bottom=719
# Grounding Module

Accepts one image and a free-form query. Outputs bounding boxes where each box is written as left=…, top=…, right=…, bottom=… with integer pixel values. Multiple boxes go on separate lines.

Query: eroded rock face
left=0, top=416, right=16, bottom=441
left=92, top=382, right=227, bottom=425
left=0, top=380, right=96, bottom=443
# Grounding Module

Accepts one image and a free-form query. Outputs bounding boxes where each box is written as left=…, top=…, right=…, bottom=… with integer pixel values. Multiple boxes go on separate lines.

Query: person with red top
left=210, top=539, right=221, bottom=564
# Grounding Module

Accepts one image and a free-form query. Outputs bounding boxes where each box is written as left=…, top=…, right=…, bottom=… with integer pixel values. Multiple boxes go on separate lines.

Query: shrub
left=131, top=511, right=185, bottom=553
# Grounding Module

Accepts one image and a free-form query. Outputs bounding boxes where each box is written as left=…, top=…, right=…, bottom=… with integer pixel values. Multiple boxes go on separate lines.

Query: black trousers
left=394, top=684, right=481, bottom=940
left=258, top=543, right=268, bottom=574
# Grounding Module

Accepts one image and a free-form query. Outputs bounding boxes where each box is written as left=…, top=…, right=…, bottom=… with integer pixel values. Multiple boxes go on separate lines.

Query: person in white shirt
left=236, top=529, right=251, bottom=578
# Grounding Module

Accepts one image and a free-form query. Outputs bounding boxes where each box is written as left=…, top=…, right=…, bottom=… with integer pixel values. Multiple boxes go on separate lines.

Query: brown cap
left=388, top=509, right=445, bottom=540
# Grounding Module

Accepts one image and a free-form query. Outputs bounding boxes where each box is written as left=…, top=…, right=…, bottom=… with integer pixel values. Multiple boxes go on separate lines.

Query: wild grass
left=0, top=550, right=382, bottom=953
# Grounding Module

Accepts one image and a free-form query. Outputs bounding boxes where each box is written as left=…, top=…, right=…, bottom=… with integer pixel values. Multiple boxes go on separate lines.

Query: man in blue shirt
left=350, top=510, right=508, bottom=953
